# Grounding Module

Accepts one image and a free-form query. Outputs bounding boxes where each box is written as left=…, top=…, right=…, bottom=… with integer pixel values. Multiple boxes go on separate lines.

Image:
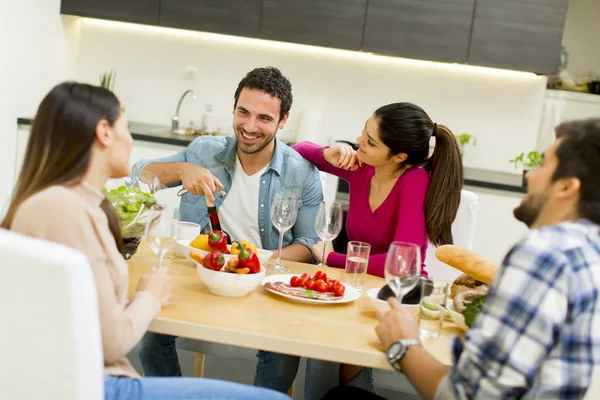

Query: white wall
left=562, top=0, right=600, bottom=78
left=0, top=1, right=75, bottom=213
left=73, top=18, right=547, bottom=174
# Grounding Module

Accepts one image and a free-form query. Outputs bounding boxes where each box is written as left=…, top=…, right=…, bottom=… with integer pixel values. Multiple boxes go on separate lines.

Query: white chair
left=586, top=368, right=600, bottom=399
left=0, top=229, right=104, bottom=400
left=425, top=190, right=479, bottom=283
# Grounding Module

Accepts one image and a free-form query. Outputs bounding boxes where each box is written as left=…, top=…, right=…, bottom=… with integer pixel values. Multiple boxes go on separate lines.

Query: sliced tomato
left=333, top=284, right=345, bottom=297
left=290, top=276, right=302, bottom=287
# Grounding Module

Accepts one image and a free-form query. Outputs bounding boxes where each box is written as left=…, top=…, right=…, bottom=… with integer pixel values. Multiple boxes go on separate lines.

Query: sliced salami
left=264, top=282, right=343, bottom=301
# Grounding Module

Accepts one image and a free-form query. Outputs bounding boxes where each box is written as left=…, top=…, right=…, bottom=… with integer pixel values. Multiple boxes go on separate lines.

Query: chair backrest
left=0, top=229, right=104, bottom=400
left=425, top=190, right=479, bottom=283
left=586, top=367, right=600, bottom=399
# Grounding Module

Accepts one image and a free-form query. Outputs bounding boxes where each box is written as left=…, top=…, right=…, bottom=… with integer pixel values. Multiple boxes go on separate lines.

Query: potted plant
left=99, top=69, right=126, bottom=111
left=509, top=151, right=542, bottom=187
left=454, top=133, right=476, bottom=157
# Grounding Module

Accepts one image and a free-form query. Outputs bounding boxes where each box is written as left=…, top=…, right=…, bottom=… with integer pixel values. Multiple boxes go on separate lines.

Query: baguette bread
left=435, top=245, right=498, bottom=285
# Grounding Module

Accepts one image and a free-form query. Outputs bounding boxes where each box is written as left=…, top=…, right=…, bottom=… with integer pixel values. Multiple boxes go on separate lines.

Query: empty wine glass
left=144, top=205, right=180, bottom=269
left=314, top=201, right=343, bottom=268
left=266, top=193, right=299, bottom=273
left=384, top=241, right=421, bottom=303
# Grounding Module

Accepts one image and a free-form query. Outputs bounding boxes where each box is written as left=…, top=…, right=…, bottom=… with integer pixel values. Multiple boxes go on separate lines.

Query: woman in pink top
left=2, top=82, right=287, bottom=400
left=292, top=103, right=463, bottom=399
left=294, top=102, right=463, bottom=278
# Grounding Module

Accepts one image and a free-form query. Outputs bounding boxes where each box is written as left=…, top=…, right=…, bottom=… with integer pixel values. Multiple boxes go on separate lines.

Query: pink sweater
left=293, top=142, right=430, bottom=278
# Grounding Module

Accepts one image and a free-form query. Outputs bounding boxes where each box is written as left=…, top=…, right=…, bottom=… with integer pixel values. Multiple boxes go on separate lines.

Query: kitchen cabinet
left=259, top=0, right=367, bottom=50
left=60, top=0, right=160, bottom=25
left=362, top=0, right=475, bottom=63
left=468, top=0, right=569, bottom=74
left=159, top=0, right=262, bottom=38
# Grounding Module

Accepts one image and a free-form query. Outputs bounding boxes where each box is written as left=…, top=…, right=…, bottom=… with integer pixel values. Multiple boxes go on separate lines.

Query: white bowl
left=447, top=303, right=469, bottom=331
left=175, top=239, right=273, bottom=264
left=366, top=287, right=420, bottom=315
left=195, top=262, right=266, bottom=297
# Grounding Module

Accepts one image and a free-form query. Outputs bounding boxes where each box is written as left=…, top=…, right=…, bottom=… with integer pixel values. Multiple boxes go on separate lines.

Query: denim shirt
left=132, top=136, right=323, bottom=251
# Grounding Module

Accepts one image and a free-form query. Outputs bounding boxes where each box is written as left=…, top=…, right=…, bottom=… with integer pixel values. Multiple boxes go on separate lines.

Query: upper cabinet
left=259, top=0, right=367, bottom=50
left=468, top=0, right=569, bottom=74
left=362, top=0, right=475, bottom=63
left=60, top=0, right=570, bottom=74
left=159, top=0, right=262, bottom=38
left=60, top=0, right=160, bottom=25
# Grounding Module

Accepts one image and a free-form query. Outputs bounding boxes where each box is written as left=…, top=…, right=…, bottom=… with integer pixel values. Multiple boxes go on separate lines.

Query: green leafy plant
left=509, top=151, right=542, bottom=171
left=99, top=69, right=116, bottom=92
left=99, top=69, right=126, bottom=112
left=454, top=133, right=476, bottom=156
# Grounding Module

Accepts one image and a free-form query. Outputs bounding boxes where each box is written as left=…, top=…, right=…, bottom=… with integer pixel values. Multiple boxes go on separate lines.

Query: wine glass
left=384, top=241, right=421, bottom=303
left=144, top=205, right=180, bottom=269
left=314, top=202, right=343, bottom=268
left=266, top=193, right=299, bottom=273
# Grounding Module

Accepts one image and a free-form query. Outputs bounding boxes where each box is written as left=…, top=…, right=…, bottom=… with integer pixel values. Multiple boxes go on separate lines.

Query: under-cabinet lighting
left=82, top=17, right=541, bottom=80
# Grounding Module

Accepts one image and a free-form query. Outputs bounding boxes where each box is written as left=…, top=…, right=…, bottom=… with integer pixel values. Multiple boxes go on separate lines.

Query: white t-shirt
left=218, top=156, right=269, bottom=247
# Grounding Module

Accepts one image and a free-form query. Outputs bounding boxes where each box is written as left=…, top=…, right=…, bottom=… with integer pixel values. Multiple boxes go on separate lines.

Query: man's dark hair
left=233, top=67, right=292, bottom=121
left=553, top=118, right=600, bottom=224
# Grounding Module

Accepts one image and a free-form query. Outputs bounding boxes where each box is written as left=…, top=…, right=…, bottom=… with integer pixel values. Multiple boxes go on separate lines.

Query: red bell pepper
left=238, top=244, right=261, bottom=274
left=208, top=230, right=229, bottom=254
left=203, top=250, right=225, bottom=271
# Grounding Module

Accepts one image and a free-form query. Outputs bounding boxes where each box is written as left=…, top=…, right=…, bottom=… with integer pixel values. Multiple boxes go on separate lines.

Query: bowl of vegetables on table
left=189, top=240, right=265, bottom=297
left=104, top=180, right=160, bottom=259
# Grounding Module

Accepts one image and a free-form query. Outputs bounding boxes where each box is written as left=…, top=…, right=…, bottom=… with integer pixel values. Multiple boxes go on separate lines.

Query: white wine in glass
left=266, top=193, right=299, bottom=273
left=384, top=241, right=421, bottom=303
left=314, top=202, right=343, bottom=268
left=144, top=205, right=180, bottom=269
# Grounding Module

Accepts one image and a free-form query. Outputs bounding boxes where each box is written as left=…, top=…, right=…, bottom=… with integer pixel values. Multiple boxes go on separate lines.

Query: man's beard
left=236, top=127, right=277, bottom=155
left=513, top=191, right=548, bottom=228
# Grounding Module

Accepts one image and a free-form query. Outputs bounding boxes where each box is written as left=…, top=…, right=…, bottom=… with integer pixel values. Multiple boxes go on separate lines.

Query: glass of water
left=384, top=241, right=421, bottom=303
left=144, top=205, right=180, bottom=269
left=419, top=279, right=449, bottom=339
left=344, top=241, right=371, bottom=292
left=266, top=193, right=299, bottom=273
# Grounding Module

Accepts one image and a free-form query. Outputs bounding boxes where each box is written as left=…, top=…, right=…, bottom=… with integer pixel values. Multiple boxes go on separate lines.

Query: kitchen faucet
left=171, top=89, right=196, bottom=132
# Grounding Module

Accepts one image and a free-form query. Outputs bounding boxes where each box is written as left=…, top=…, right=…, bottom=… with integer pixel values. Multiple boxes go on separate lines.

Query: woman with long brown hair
left=2, top=82, right=287, bottom=400
left=296, top=102, right=463, bottom=277
left=291, top=102, right=463, bottom=399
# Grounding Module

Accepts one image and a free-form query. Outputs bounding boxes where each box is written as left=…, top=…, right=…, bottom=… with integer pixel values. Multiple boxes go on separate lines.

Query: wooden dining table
left=127, top=242, right=462, bottom=371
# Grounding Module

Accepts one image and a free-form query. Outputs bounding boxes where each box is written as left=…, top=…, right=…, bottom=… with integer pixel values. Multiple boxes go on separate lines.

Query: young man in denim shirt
left=132, top=67, right=322, bottom=390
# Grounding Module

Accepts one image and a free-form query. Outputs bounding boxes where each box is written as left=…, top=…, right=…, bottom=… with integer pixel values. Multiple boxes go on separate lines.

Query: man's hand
left=376, top=298, right=420, bottom=349
left=179, top=163, right=224, bottom=204
left=312, top=240, right=334, bottom=264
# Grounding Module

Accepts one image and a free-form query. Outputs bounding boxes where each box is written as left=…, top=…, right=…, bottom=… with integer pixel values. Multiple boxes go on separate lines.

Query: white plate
left=175, top=239, right=273, bottom=264
left=365, top=287, right=420, bottom=315
left=261, top=274, right=360, bottom=305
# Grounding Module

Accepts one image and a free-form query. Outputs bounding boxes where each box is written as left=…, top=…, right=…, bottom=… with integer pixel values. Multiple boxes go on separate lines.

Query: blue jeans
left=255, top=351, right=375, bottom=400
left=104, top=374, right=289, bottom=400
left=136, top=332, right=181, bottom=377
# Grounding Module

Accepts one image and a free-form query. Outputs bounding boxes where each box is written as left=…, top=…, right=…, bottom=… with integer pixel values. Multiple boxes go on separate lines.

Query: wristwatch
left=387, top=339, right=421, bottom=371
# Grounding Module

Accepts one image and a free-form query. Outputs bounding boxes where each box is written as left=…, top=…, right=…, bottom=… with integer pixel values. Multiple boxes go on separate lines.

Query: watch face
left=387, top=342, right=403, bottom=359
